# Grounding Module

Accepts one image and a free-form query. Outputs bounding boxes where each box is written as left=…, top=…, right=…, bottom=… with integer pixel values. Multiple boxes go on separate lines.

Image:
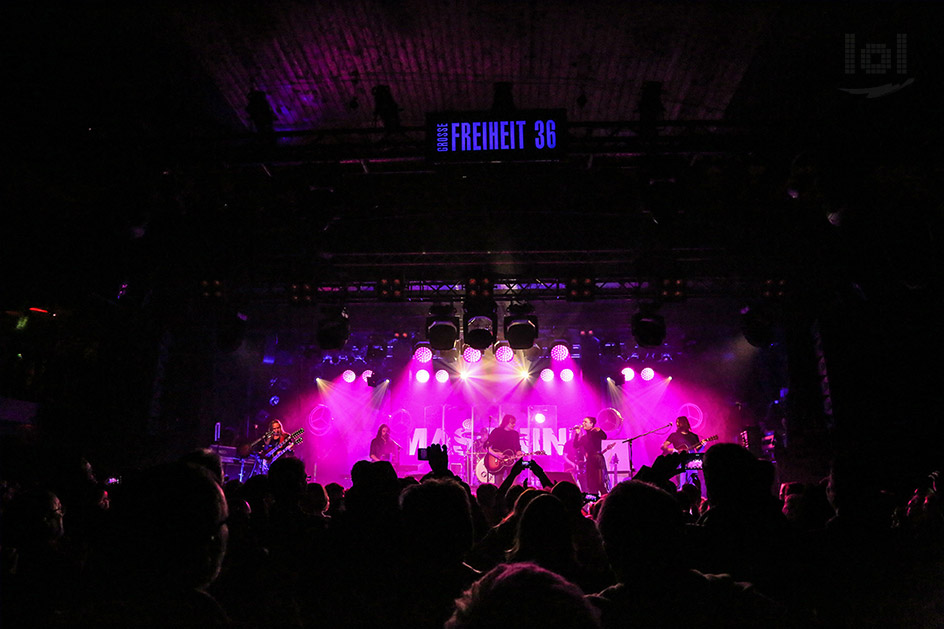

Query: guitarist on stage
left=574, top=416, right=608, bottom=495
left=660, top=416, right=701, bottom=455
left=262, top=419, right=288, bottom=450
left=485, top=414, right=523, bottom=484
left=660, top=415, right=707, bottom=491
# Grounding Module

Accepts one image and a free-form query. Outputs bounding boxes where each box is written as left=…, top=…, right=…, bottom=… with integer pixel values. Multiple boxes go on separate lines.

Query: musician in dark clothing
left=485, top=414, right=522, bottom=485
left=369, top=424, right=400, bottom=468
left=660, top=415, right=704, bottom=491
left=660, top=416, right=700, bottom=455
left=562, top=433, right=585, bottom=490
left=574, top=416, right=608, bottom=495
left=262, top=419, right=288, bottom=449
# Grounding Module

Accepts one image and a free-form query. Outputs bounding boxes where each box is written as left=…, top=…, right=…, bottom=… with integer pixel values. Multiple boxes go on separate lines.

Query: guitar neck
left=680, top=435, right=718, bottom=452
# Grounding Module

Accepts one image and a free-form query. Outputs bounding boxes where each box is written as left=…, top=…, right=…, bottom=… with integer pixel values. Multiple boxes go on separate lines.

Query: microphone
left=390, top=439, right=402, bottom=449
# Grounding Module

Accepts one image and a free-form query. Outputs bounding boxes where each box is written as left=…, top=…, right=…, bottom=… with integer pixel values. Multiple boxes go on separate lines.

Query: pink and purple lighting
left=495, top=344, right=514, bottom=363
left=360, top=369, right=373, bottom=383
left=549, top=343, right=570, bottom=362
left=641, top=367, right=655, bottom=381
left=413, top=345, right=433, bottom=363
left=342, top=369, right=356, bottom=383
left=463, top=346, right=482, bottom=363
left=435, top=369, right=449, bottom=383
left=560, top=368, right=575, bottom=382
left=622, top=367, right=635, bottom=381
left=284, top=331, right=758, bottom=492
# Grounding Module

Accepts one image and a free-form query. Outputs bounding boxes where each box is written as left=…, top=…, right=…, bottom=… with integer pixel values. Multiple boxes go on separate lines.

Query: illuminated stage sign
left=426, top=109, right=567, bottom=162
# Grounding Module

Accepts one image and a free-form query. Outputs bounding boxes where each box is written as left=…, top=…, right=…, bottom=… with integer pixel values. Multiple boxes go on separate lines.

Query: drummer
left=471, top=427, right=490, bottom=454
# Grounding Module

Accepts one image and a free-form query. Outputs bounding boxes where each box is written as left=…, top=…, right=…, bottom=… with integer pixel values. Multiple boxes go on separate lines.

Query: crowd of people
left=1, top=435, right=941, bottom=627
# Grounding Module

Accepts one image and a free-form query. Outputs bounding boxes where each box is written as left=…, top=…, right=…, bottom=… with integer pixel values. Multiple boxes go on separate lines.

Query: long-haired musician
left=660, top=416, right=700, bottom=455
left=369, top=423, right=400, bottom=467
left=263, top=419, right=287, bottom=448
left=574, top=416, right=607, bottom=494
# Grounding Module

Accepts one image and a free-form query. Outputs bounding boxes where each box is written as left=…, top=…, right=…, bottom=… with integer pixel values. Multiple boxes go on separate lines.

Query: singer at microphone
left=660, top=415, right=700, bottom=457
left=370, top=423, right=400, bottom=463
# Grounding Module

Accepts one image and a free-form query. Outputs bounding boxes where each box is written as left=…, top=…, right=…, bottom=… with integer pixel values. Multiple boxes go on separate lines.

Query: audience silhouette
left=2, top=437, right=942, bottom=628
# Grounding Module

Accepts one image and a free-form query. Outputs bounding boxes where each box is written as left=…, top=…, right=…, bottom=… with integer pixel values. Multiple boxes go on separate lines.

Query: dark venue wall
left=2, top=1, right=941, bottom=492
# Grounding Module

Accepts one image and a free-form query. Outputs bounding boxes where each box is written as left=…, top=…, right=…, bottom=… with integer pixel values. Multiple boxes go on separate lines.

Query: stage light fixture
left=416, top=369, right=430, bottom=383
left=464, top=298, right=497, bottom=350
left=492, top=81, right=515, bottom=112
left=360, top=369, right=373, bottom=383
left=560, top=368, right=575, bottom=382
left=465, top=276, right=493, bottom=298
left=638, top=81, right=665, bottom=137
left=741, top=302, right=777, bottom=348
left=317, top=307, right=350, bottom=350
left=494, top=342, right=514, bottom=363
left=503, top=303, right=539, bottom=350
left=366, top=372, right=387, bottom=388
left=566, top=276, right=595, bottom=302
left=200, top=279, right=226, bottom=301
left=622, top=367, right=636, bottom=381
left=549, top=340, right=571, bottom=362
left=426, top=304, right=459, bottom=351
left=412, top=342, right=433, bottom=363
left=762, top=279, right=787, bottom=300
left=641, top=367, right=655, bottom=381
left=660, top=278, right=686, bottom=301
left=377, top=277, right=406, bottom=301
left=372, top=85, right=402, bottom=130
left=463, top=345, right=483, bottom=363
left=342, top=369, right=356, bottom=383
left=540, top=368, right=555, bottom=382
left=632, top=305, right=665, bottom=347
left=288, top=282, right=314, bottom=305
left=435, top=369, right=449, bottom=383
left=246, top=90, right=275, bottom=134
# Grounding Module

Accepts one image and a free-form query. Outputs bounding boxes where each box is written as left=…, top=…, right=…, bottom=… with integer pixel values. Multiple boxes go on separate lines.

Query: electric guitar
left=484, top=450, right=547, bottom=473
left=664, top=434, right=718, bottom=455
left=262, top=428, right=305, bottom=462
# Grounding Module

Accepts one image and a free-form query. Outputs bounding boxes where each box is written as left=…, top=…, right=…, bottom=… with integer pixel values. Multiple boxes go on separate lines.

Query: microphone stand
left=608, top=452, right=618, bottom=490
left=622, top=423, right=672, bottom=479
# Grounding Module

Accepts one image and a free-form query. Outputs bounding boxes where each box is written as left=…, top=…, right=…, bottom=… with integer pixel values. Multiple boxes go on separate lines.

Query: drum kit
left=464, top=432, right=546, bottom=485
left=469, top=432, right=495, bottom=484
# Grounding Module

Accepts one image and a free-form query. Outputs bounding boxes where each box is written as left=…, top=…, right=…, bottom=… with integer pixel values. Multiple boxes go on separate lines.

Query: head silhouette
left=446, top=562, right=600, bottom=628
left=595, top=480, right=683, bottom=580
